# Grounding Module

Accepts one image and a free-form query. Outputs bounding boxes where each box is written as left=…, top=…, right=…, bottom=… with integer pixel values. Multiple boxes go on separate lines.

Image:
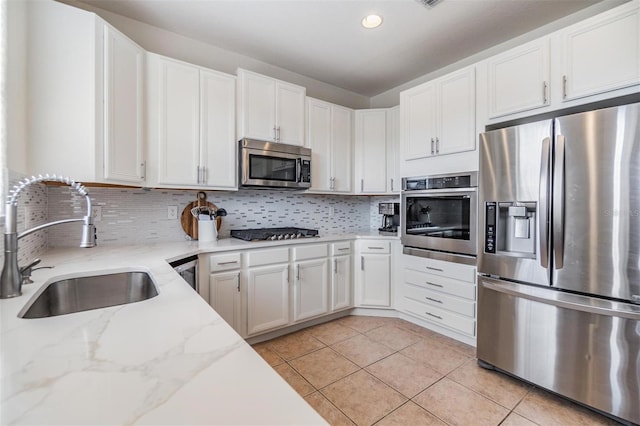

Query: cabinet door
left=437, top=67, right=476, bottom=156
left=561, top=2, right=640, bottom=101
left=239, top=70, right=276, bottom=141
left=355, top=110, right=387, bottom=194
left=359, top=254, right=391, bottom=307
left=386, top=106, right=400, bottom=193
left=156, top=58, right=200, bottom=185
left=209, top=271, right=241, bottom=333
left=293, top=258, right=329, bottom=322
left=332, top=105, right=353, bottom=193
left=306, top=98, right=332, bottom=191
left=103, top=25, right=145, bottom=184
left=246, top=264, right=289, bottom=335
left=200, top=69, right=236, bottom=189
left=488, top=38, right=550, bottom=118
left=400, top=83, right=436, bottom=160
left=276, top=82, right=306, bottom=146
left=332, top=255, right=352, bottom=311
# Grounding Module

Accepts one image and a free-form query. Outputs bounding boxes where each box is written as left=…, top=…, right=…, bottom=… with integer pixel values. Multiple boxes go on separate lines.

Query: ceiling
left=76, top=0, right=603, bottom=97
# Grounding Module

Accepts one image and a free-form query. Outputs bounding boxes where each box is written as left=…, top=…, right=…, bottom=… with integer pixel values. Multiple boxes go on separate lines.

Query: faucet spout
left=0, top=174, right=96, bottom=299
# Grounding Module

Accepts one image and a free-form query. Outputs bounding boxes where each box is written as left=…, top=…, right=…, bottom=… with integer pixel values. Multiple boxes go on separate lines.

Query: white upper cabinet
left=487, top=38, right=550, bottom=118
left=27, top=1, right=145, bottom=185
left=103, top=25, right=145, bottom=183
left=146, top=54, right=236, bottom=190
left=237, top=69, right=306, bottom=146
left=560, top=0, right=640, bottom=101
left=354, top=109, right=387, bottom=194
left=306, top=98, right=352, bottom=193
left=400, top=66, right=476, bottom=162
left=386, top=106, right=401, bottom=193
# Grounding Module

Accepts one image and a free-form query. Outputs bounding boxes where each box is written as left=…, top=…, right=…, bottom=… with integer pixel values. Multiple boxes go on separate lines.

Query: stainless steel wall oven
left=401, top=172, right=477, bottom=260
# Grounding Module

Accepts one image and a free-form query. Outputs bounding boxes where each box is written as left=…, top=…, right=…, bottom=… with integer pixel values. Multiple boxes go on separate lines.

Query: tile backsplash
left=48, top=187, right=385, bottom=247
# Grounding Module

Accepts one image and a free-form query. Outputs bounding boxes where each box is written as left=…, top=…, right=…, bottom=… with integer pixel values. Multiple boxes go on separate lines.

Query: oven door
left=241, top=147, right=310, bottom=189
left=401, top=188, right=477, bottom=256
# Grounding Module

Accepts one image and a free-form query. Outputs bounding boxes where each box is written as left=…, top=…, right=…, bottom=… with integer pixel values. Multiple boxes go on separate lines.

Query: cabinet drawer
left=403, top=254, right=475, bottom=283
left=404, top=268, right=475, bottom=300
left=404, top=283, right=475, bottom=317
left=403, top=297, right=475, bottom=336
left=246, top=248, right=289, bottom=267
left=292, top=243, right=328, bottom=261
left=360, top=241, right=391, bottom=254
left=209, top=252, right=241, bottom=272
left=331, top=241, right=352, bottom=256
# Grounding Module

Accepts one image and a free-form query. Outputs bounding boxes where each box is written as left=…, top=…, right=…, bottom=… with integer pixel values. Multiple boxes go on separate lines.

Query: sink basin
left=18, top=271, right=158, bottom=318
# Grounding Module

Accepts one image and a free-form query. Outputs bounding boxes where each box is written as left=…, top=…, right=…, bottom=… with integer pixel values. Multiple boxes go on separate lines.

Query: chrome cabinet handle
left=430, top=138, right=435, bottom=155
left=360, top=256, right=364, bottom=271
left=425, top=296, right=442, bottom=304
left=367, top=246, right=384, bottom=250
left=562, top=75, right=567, bottom=99
left=276, top=126, right=281, bottom=142
left=360, top=179, right=364, bottom=192
left=217, top=260, right=238, bottom=265
left=435, top=137, right=440, bottom=154
left=334, top=259, right=338, bottom=274
left=543, top=81, right=548, bottom=104
left=425, top=311, right=442, bottom=320
left=425, top=281, right=443, bottom=288
left=236, top=276, right=240, bottom=292
left=426, top=266, right=443, bottom=272
left=196, top=166, right=201, bottom=184
left=390, top=178, right=394, bottom=192
left=296, top=265, right=300, bottom=281
left=337, top=247, right=349, bottom=251
left=140, top=161, right=146, bottom=180
left=273, top=126, right=277, bottom=142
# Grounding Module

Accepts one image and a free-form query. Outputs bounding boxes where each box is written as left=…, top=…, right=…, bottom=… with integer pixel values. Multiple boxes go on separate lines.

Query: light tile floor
left=252, top=315, right=622, bottom=426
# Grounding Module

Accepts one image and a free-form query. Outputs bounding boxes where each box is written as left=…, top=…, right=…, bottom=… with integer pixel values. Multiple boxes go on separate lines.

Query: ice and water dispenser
left=484, top=202, right=536, bottom=257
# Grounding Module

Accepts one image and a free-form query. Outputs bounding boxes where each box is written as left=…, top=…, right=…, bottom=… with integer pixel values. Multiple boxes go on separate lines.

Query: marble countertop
left=0, top=231, right=396, bottom=425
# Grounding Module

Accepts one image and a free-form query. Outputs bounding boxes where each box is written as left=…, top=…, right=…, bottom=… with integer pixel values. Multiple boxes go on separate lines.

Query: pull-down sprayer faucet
left=0, top=175, right=96, bottom=299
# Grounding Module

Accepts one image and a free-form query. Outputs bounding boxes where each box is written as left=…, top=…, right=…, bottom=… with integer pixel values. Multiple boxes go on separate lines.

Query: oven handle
left=401, top=187, right=477, bottom=195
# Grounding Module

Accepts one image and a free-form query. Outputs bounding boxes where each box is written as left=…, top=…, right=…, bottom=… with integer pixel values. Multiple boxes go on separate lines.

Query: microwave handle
left=296, top=158, right=302, bottom=183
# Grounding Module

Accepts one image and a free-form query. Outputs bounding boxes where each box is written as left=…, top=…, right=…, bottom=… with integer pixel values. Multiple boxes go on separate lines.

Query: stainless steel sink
left=18, top=271, right=158, bottom=318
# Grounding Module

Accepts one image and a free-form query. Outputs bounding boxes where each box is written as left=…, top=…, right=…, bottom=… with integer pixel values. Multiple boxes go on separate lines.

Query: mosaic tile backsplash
left=47, top=187, right=395, bottom=247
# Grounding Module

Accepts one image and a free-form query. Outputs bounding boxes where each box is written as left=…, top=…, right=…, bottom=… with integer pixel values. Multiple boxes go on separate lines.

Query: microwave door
left=478, top=119, right=552, bottom=287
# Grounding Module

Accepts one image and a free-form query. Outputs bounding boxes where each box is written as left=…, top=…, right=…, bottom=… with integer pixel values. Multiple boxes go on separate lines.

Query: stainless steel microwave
left=239, top=138, right=311, bottom=189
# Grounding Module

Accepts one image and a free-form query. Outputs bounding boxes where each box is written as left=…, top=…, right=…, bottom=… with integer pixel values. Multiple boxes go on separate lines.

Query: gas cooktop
left=231, top=227, right=319, bottom=241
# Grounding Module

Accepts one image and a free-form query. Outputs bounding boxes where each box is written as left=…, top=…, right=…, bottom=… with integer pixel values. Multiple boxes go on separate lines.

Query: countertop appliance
left=378, top=202, right=400, bottom=235
left=401, top=172, right=477, bottom=263
left=231, top=227, right=319, bottom=241
left=239, top=138, right=311, bottom=189
left=477, top=102, right=640, bottom=425
left=169, top=255, right=198, bottom=292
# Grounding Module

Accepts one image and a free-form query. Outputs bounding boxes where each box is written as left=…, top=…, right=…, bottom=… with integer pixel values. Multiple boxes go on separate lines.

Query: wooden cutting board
left=180, top=192, right=222, bottom=240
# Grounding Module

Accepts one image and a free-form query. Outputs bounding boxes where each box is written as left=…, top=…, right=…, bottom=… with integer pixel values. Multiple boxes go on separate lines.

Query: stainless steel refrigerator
left=477, top=102, right=640, bottom=425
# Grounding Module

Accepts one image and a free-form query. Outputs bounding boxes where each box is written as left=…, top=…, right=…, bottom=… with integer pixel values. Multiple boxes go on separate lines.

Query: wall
left=47, top=186, right=376, bottom=247
left=57, top=0, right=370, bottom=110
left=369, top=0, right=630, bottom=108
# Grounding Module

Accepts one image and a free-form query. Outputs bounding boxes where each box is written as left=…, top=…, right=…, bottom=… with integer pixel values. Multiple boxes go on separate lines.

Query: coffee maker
left=378, top=202, right=400, bottom=235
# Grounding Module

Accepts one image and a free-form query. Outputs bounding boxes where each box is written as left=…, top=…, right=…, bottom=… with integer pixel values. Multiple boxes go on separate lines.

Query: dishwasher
left=169, top=255, right=198, bottom=292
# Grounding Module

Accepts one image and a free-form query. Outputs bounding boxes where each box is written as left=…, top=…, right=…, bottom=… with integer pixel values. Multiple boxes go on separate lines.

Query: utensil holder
left=198, top=220, right=217, bottom=242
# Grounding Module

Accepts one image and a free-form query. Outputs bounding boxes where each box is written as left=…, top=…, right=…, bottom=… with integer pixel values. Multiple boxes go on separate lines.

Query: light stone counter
left=0, top=231, right=397, bottom=425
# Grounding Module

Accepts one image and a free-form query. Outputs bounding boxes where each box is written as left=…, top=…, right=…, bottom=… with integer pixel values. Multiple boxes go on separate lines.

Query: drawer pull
left=337, top=247, right=350, bottom=251
left=425, top=281, right=443, bottom=288
left=425, top=297, right=442, bottom=304
left=426, top=266, right=443, bottom=272
left=425, top=311, right=443, bottom=320
left=217, top=260, right=239, bottom=265
left=368, top=246, right=385, bottom=250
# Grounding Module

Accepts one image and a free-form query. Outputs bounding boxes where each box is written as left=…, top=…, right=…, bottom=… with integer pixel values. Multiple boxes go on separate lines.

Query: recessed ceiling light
left=362, top=14, right=383, bottom=29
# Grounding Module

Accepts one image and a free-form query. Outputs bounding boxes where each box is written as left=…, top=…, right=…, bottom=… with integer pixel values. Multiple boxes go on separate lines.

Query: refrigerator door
left=478, top=120, right=552, bottom=286
left=553, top=103, right=640, bottom=302
left=477, top=276, right=640, bottom=425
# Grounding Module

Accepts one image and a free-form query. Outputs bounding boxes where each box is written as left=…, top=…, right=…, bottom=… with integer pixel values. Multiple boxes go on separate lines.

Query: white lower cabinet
left=209, top=271, right=241, bottom=333
left=331, top=242, right=353, bottom=311
left=245, top=248, right=290, bottom=336
left=356, top=240, right=392, bottom=307
left=399, top=254, right=477, bottom=338
left=203, top=252, right=243, bottom=335
left=292, top=243, right=329, bottom=322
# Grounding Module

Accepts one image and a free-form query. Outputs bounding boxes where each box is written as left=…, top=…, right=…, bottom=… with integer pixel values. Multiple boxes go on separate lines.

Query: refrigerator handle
left=539, top=137, right=551, bottom=268
left=553, top=135, right=565, bottom=269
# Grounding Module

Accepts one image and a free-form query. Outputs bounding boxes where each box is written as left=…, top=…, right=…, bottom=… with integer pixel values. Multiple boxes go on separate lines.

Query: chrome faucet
left=0, top=175, right=96, bottom=299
